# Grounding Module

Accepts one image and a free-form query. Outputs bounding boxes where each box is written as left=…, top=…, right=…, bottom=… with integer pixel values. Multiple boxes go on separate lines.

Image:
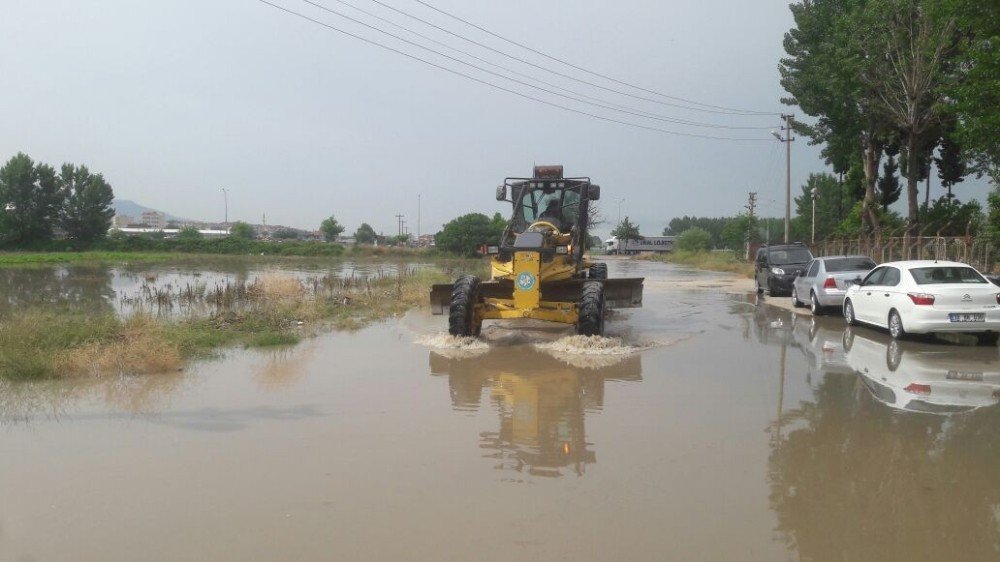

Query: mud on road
left=2, top=258, right=998, bottom=562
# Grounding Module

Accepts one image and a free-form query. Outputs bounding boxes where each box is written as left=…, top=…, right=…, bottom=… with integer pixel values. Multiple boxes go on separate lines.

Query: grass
left=640, top=249, right=755, bottom=277
left=0, top=251, right=179, bottom=266
left=0, top=264, right=475, bottom=380
left=0, top=246, right=477, bottom=267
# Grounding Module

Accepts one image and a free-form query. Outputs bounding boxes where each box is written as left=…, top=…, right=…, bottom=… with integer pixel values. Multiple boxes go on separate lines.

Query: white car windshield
left=910, top=266, right=987, bottom=284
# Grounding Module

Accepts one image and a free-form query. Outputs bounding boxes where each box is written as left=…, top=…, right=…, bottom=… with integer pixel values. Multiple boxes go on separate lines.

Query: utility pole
left=745, top=191, right=757, bottom=260
left=811, top=187, right=817, bottom=245
left=417, top=194, right=421, bottom=239
left=395, top=214, right=404, bottom=237
left=221, top=188, right=229, bottom=225
left=772, top=114, right=795, bottom=244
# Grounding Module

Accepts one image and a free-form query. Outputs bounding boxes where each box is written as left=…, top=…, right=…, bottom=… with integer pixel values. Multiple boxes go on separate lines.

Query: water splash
left=534, top=335, right=638, bottom=356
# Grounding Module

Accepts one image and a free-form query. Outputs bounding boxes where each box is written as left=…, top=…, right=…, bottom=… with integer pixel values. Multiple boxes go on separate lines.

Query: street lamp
left=221, top=188, right=228, bottom=225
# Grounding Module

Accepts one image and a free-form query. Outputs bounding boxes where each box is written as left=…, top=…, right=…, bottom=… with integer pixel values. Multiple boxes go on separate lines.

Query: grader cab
left=429, top=165, right=643, bottom=336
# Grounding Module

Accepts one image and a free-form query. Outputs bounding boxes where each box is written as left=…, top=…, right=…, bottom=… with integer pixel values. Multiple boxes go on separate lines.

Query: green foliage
left=918, top=197, right=982, bottom=236
left=943, top=0, right=999, bottom=182
left=319, top=216, right=344, bottom=242
left=0, top=153, right=65, bottom=245
left=435, top=213, right=505, bottom=257
left=878, top=145, right=902, bottom=209
left=987, top=185, right=1000, bottom=244
left=229, top=221, right=254, bottom=240
left=611, top=217, right=641, bottom=242
left=59, top=164, right=114, bottom=243
left=177, top=226, right=202, bottom=240
left=588, top=235, right=602, bottom=248
left=353, top=222, right=376, bottom=244
left=793, top=173, right=853, bottom=241
left=675, top=227, right=712, bottom=251
left=935, top=126, right=966, bottom=198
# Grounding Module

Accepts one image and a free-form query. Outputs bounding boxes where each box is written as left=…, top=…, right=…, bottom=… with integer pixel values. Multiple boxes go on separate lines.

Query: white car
left=842, top=260, right=1000, bottom=344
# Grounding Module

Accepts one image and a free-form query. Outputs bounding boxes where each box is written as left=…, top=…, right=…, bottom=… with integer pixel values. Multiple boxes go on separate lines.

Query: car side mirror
left=496, top=185, right=506, bottom=201
left=854, top=276, right=863, bottom=285
left=796, top=271, right=804, bottom=277
left=589, top=184, right=600, bottom=201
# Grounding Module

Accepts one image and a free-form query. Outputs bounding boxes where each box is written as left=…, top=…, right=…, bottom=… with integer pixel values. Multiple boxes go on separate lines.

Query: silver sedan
left=792, top=255, right=877, bottom=315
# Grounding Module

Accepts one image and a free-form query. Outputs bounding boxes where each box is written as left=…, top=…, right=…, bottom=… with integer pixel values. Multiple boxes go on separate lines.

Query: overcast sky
left=1, top=0, right=990, bottom=237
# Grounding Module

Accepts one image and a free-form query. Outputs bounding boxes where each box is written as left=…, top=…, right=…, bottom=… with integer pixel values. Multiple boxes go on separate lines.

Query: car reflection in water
left=429, top=345, right=641, bottom=477
left=844, top=327, right=1000, bottom=415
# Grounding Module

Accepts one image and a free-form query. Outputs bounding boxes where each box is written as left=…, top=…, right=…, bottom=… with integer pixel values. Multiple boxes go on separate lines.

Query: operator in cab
left=538, top=199, right=564, bottom=231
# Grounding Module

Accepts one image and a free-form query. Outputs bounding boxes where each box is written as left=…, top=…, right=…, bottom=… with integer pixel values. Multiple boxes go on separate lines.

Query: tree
left=675, top=227, right=712, bottom=251
left=781, top=0, right=890, bottom=236
left=0, top=153, right=64, bottom=245
left=354, top=222, right=376, bottom=244
left=987, top=185, right=1000, bottom=244
left=435, top=213, right=506, bottom=256
left=793, top=173, right=846, bottom=241
left=944, top=0, right=999, bottom=183
left=319, top=216, right=344, bottom=242
left=177, top=226, right=202, bottom=240
left=935, top=126, right=966, bottom=199
left=59, top=163, right=115, bottom=243
left=588, top=235, right=603, bottom=248
left=878, top=144, right=902, bottom=210
left=859, top=0, right=957, bottom=234
left=611, top=217, right=641, bottom=243
left=229, top=221, right=254, bottom=239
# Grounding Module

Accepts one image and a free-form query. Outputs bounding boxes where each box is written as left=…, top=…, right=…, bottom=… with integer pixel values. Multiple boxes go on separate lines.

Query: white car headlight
left=771, top=267, right=786, bottom=275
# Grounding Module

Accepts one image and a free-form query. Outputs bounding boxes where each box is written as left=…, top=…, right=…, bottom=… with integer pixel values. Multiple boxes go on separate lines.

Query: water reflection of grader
left=429, top=346, right=642, bottom=477
left=430, top=165, right=644, bottom=337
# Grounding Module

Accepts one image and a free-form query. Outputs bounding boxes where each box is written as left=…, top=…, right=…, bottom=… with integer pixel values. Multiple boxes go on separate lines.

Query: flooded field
left=2, top=259, right=998, bottom=561
left=0, top=260, right=432, bottom=317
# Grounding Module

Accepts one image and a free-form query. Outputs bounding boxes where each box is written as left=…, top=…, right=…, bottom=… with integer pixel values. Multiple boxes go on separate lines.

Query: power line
left=362, top=0, right=775, bottom=117
left=257, top=0, right=774, bottom=141
left=309, top=0, right=771, bottom=130
left=295, top=0, right=771, bottom=131
left=409, top=0, right=781, bottom=116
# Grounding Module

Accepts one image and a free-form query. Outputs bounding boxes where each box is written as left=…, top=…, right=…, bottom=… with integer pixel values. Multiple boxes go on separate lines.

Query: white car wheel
left=888, top=310, right=905, bottom=340
left=844, top=300, right=856, bottom=326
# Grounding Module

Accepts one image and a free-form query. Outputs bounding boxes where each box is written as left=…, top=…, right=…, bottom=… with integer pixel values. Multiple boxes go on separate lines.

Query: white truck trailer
left=605, top=236, right=675, bottom=254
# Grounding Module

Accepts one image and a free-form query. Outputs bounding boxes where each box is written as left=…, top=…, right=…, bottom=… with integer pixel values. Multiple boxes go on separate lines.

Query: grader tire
left=449, top=274, right=482, bottom=337
left=576, top=281, right=605, bottom=336
left=589, top=263, right=608, bottom=280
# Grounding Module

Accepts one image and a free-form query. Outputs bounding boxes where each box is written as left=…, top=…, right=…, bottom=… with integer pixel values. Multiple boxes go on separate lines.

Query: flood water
left=2, top=259, right=998, bottom=561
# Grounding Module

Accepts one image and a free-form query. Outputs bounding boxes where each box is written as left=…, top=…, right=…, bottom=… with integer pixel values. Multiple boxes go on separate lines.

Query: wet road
left=2, top=259, right=998, bottom=561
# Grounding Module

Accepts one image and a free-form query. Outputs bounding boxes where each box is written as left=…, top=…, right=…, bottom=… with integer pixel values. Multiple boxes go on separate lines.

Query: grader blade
left=429, top=278, right=643, bottom=315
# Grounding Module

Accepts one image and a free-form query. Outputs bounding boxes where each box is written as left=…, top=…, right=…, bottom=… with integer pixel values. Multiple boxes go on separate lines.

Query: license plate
left=947, top=371, right=984, bottom=381
left=949, top=313, right=985, bottom=322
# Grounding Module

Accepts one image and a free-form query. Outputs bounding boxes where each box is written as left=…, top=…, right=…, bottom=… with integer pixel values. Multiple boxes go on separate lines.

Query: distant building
left=141, top=211, right=166, bottom=229
left=416, top=234, right=435, bottom=247
left=113, top=214, right=133, bottom=228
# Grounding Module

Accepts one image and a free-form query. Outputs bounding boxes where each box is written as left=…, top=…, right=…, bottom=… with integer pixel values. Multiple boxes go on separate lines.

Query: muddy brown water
left=2, top=259, right=998, bottom=561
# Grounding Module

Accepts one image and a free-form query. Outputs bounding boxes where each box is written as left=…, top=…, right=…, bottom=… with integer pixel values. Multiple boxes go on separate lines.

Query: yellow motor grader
left=430, top=165, right=643, bottom=336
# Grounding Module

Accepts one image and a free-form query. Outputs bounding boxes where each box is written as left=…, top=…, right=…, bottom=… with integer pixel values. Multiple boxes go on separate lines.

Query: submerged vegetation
left=0, top=265, right=472, bottom=380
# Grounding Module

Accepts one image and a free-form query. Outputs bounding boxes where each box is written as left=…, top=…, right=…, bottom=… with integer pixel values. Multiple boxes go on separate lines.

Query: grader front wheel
left=576, top=281, right=605, bottom=336
left=449, top=274, right=482, bottom=337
